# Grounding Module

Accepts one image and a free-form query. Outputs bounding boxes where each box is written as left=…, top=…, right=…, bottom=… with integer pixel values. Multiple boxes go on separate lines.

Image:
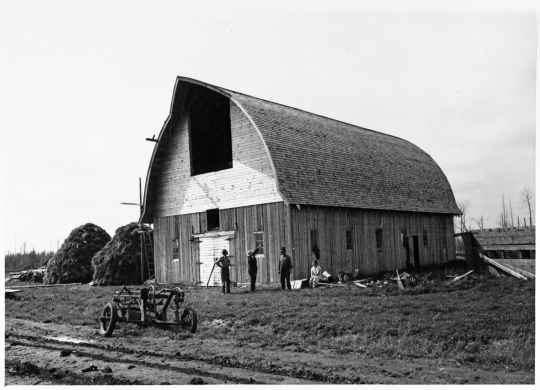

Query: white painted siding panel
left=153, top=102, right=282, bottom=217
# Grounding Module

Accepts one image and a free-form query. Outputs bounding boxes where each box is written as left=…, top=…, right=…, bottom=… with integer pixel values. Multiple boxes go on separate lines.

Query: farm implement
left=99, top=286, right=197, bottom=337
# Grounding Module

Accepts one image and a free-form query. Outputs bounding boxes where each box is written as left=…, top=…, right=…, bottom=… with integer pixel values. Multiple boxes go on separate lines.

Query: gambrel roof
left=140, top=77, right=460, bottom=223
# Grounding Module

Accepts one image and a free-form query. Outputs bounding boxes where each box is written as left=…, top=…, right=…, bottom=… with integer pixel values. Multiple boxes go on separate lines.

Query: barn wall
left=152, top=101, right=282, bottom=217
left=153, top=202, right=289, bottom=284
left=289, top=205, right=455, bottom=278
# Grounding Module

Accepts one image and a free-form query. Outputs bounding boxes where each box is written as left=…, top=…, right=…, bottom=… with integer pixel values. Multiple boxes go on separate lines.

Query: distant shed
left=455, top=227, right=535, bottom=274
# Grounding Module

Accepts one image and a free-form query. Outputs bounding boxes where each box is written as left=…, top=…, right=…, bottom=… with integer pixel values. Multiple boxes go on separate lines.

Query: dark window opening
left=173, top=239, right=179, bottom=259
left=442, top=233, right=447, bottom=248
left=206, top=209, right=220, bottom=231
left=376, top=229, right=383, bottom=251
left=189, top=90, right=232, bottom=176
left=254, top=233, right=264, bottom=255
left=401, top=228, right=407, bottom=247
left=310, top=229, right=319, bottom=258
left=346, top=229, right=353, bottom=251
left=310, top=229, right=318, bottom=248
left=521, top=250, right=532, bottom=259
left=423, top=229, right=428, bottom=248
left=173, top=216, right=180, bottom=259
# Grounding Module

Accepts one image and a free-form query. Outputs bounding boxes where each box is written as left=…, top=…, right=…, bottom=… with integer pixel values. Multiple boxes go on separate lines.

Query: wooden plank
left=447, top=270, right=474, bottom=284
left=473, top=245, right=535, bottom=251
left=479, top=254, right=527, bottom=280
left=498, top=263, right=535, bottom=279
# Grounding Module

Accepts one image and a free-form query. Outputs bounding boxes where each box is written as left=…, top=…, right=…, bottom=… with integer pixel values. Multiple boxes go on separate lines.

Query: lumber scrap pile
left=91, top=223, right=150, bottom=286
left=44, top=223, right=111, bottom=284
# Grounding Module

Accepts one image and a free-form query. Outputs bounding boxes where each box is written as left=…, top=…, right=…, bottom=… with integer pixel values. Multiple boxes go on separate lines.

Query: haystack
left=91, top=222, right=150, bottom=286
left=44, top=223, right=111, bottom=284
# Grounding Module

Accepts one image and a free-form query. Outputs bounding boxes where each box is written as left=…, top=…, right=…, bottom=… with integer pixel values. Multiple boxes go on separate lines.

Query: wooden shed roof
left=140, top=77, right=460, bottom=223
left=456, top=227, right=536, bottom=250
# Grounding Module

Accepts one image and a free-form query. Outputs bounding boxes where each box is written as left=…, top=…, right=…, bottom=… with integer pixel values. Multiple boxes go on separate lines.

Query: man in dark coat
left=215, top=249, right=232, bottom=294
left=247, top=244, right=263, bottom=292
left=278, top=247, right=293, bottom=290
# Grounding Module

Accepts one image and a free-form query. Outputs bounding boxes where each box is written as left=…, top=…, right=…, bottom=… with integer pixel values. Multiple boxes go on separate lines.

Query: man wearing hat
left=247, top=244, right=263, bottom=292
left=278, top=247, right=293, bottom=290
left=215, top=249, right=233, bottom=294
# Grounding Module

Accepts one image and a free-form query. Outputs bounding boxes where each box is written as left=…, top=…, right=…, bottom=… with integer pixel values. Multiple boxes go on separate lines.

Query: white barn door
left=199, top=235, right=231, bottom=286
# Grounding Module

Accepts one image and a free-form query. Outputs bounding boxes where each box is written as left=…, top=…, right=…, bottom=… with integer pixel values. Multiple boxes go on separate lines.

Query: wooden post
left=139, top=177, right=145, bottom=285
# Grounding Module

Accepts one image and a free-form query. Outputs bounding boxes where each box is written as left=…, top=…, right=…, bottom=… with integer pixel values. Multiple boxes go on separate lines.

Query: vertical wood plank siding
left=152, top=102, right=282, bottom=217
left=154, top=203, right=455, bottom=284
left=288, top=205, right=455, bottom=279
left=154, top=202, right=288, bottom=284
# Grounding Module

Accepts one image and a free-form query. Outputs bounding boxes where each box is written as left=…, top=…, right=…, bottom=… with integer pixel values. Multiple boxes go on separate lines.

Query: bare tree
left=471, top=216, right=484, bottom=229
left=498, top=193, right=509, bottom=228
left=455, top=199, right=471, bottom=233
left=509, top=199, right=514, bottom=227
left=520, top=186, right=534, bottom=226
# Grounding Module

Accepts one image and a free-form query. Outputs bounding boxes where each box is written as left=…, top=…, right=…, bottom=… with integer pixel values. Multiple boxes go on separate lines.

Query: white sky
left=1, top=0, right=536, bottom=253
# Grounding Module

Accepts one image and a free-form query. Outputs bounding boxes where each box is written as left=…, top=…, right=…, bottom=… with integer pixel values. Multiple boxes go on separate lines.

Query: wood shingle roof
left=140, top=77, right=460, bottom=223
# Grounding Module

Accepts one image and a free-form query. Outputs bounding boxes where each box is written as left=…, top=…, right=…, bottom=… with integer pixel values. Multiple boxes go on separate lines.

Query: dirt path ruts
left=4, top=318, right=534, bottom=385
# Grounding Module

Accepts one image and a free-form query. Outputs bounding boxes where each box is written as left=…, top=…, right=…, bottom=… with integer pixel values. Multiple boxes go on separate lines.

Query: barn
left=139, top=76, right=460, bottom=286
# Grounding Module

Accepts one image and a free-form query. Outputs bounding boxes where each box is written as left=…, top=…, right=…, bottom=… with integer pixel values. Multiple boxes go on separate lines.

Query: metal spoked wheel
left=99, top=301, right=118, bottom=337
left=181, top=307, right=198, bottom=333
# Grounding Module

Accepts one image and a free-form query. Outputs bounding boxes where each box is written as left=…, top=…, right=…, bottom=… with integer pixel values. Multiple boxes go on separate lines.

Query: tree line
left=4, top=248, right=54, bottom=272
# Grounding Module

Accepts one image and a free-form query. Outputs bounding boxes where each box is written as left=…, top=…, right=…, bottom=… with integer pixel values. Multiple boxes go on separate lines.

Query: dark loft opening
left=206, top=209, right=220, bottom=231
left=189, top=89, right=232, bottom=176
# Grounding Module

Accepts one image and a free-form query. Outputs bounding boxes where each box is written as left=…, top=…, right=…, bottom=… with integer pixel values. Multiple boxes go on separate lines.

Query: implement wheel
left=99, top=301, right=118, bottom=337
left=181, top=308, right=198, bottom=333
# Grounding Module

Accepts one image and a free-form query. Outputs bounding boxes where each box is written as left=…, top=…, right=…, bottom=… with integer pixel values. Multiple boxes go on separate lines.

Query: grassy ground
left=5, top=270, right=535, bottom=371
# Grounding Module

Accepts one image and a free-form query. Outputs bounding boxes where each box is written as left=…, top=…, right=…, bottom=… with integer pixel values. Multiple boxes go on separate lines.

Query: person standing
left=247, top=244, right=263, bottom=292
left=215, top=249, right=232, bottom=294
left=278, top=247, right=293, bottom=290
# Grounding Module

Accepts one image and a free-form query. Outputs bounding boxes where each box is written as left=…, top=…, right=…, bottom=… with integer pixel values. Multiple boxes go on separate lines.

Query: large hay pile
left=91, top=222, right=150, bottom=286
left=44, top=223, right=111, bottom=284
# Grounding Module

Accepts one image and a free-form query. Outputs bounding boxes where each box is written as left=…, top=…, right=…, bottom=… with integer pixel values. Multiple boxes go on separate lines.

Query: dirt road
left=5, top=317, right=532, bottom=385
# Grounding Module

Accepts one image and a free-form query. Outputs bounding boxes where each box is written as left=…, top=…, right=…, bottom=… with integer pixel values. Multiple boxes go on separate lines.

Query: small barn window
left=173, top=216, right=180, bottom=260
left=206, top=209, right=220, bottom=231
left=172, top=238, right=179, bottom=260
left=254, top=232, right=264, bottom=255
left=310, top=230, right=318, bottom=248
left=423, top=229, right=428, bottom=248
left=346, top=229, right=353, bottom=251
left=375, top=229, right=383, bottom=251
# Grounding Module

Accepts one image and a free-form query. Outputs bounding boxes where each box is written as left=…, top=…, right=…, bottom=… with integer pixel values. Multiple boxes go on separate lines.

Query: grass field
left=5, top=270, right=535, bottom=372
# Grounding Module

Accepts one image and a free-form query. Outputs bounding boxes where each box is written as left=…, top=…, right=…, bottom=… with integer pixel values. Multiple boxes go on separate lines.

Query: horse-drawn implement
left=99, top=286, right=197, bottom=337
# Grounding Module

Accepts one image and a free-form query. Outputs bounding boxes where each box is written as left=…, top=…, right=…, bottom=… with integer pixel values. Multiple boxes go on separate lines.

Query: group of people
left=214, top=246, right=294, bottom=294
left=215, top=246, right=325, bottom=292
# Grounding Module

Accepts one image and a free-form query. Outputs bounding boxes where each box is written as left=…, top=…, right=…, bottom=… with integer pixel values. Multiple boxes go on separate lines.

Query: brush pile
left=91, top=222, right=150, bottom=286
left=44, top=223, right=111, bottom=284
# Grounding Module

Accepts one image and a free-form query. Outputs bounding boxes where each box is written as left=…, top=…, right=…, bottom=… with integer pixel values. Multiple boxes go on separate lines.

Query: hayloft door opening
left=189, top=90, right=232, bottom=176
left=412, top=236, right=420, bottom=267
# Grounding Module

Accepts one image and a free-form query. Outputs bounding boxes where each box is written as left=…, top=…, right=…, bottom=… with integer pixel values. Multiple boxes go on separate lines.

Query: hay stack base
left=91, top=222, right=150, bottom=286
left=44, top=223, right=111, bottom=284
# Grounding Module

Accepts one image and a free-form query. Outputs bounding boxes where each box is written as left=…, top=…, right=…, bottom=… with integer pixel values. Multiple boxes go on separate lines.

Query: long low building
left=455, top=227, right=536, bottom=275
left=139, top=76, right=460, bottom=285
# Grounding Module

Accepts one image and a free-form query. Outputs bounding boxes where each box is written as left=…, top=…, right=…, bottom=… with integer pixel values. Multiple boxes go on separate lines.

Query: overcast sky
left=1, top=0, right=536, bottom=253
